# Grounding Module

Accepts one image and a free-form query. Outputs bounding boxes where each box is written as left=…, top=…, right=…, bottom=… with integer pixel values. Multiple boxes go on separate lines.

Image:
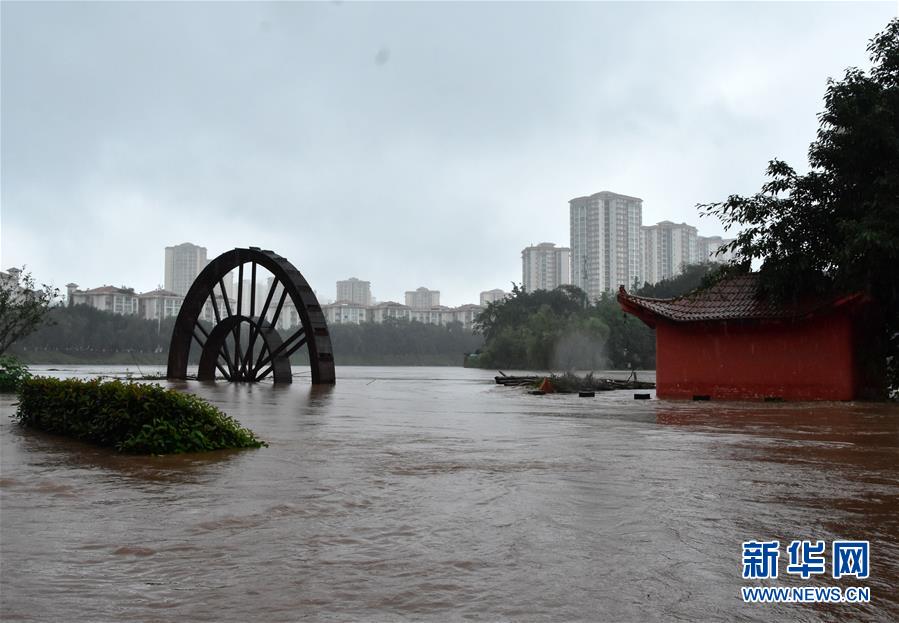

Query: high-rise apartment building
left=521, top=243, right=571, bottom=292
left=569, top=191, right=643, bottom=300
left=641, top=221, right=699, bottom=285
left=164, top=242, right=207, bottom=296
left=698, top=235, right=737, bottom=264
left=479, top=289, right=508, bottom=306
left=336, top=277, right=372, bottom=306
left=405, top=287, right=440, bottom=310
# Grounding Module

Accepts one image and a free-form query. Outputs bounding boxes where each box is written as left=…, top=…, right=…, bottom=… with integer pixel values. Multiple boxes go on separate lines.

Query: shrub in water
left=0, top=355, right=32, bottom=393
left=14, top=377, right=267, bottom=454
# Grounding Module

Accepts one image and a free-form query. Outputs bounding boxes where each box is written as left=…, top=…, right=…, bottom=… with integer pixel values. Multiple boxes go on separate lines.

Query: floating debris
left=495, top=371, right=655, bottom=393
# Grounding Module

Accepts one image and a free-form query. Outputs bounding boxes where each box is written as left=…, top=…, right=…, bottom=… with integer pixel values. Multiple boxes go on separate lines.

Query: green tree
left=634, top=263, right=720, bottom=299
left=0, top=268, right=58, bottom=354
left=699, top=20, right=899, bottom=393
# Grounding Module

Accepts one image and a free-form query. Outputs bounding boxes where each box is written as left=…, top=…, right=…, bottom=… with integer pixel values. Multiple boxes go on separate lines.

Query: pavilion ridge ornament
left=166, top=248, right=335, bottom=384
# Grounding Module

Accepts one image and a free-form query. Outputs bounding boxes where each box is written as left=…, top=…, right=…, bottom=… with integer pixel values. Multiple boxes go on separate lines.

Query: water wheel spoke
left=233, top=263, right=245, bottom=373
left=251, top=341, right=271, bottom=379
left=249, top=262, right=256, bottom=320
left=243, top=268, right=278, bottom=374
left=256, top=363, right=274, bottom=381
left=195, top=321, right=236, bottom=379
left=214, top=360, right=232, bottom=380
left=218, top=279, right=233, bottom=317
left=268, top=289, right=289, bottom=331
left=256, top=275, right=279, bottom=327
left=281, top=334, right=309, bottom=360
left=254, top=327, right=306, bottom=375
left=249, top=288, right=289, bottom=376
left=240, top=262, right=260, bottom=377
left=209, top=289, right=223, bottom=324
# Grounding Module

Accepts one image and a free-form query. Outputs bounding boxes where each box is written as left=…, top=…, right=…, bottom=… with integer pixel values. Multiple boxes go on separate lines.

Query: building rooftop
left=569, top=190, right=643, bottom=203
left=139, top=288, right=181, bottom=298
left=82, top=285, right=136, bottom=295
left=617, top=273, right=865, bottom=324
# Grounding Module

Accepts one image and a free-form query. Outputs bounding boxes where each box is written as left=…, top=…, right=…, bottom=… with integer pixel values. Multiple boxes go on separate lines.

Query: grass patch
left=13, top=377, right=267, bottom=454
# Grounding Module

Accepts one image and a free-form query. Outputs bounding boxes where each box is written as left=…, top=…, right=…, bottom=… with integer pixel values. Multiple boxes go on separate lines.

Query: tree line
left=10, top=264, right=716, bottom=369
left=10, top=304, right=485, bottom=366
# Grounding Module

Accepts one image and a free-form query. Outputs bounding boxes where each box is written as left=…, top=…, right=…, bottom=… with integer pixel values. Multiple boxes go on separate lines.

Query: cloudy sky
left=2, top=1, right=895, bottom=305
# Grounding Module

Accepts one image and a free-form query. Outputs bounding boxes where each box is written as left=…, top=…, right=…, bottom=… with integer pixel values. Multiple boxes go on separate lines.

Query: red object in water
left=617, top=274, right=882, bottom=401
left=538, top=378, right=556, bottom=394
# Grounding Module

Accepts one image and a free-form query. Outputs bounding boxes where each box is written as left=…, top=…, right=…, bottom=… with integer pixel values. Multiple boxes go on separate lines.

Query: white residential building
left=698, top=235, right=737, bottom=263
left=405, top=287, right=440, bottom=310
left=409, top=306, right=452, bottom=326
left=67, top=284, right=139, bottom=315
left=369, top=301, right=412, bottom=323
left=570, top=190, right=643, bottom=300
left=138, top=288, right=183, bottom=321
left=452, top=304, right=483, bottom=329
left=323, top=302, right=368, bottom=325
left=641, top=221, right=699, bottom=285
left=336, top=278, right=372, bottom=306
left=164, top=242, right=208, bottom=296
left=521, top=243, right=571, bottom=293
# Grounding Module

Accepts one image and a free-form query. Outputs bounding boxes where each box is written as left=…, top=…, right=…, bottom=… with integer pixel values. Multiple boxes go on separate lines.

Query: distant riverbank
left=12, top=350, right=473, bottom=367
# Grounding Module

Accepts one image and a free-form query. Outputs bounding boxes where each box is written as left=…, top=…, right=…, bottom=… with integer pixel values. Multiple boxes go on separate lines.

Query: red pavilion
left=617, top=274, right=881, bottom=401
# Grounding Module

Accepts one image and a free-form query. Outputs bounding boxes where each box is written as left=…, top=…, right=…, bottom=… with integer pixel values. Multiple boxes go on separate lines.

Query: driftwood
left=494, top=373, right=655, bottom=392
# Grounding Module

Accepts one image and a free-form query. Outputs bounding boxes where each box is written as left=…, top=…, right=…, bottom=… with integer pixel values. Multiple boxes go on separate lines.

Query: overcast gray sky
left=2, top=1, right=895, bottom=305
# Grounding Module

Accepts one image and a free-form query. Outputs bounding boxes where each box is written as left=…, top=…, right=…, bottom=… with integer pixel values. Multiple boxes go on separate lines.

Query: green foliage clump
left=475, top=285, right=614, bottom=370
left=13, top=377, right=267, bottom=454
left=472, top=270, right=713, bottom=372
left=0, top=355, right=32, bottom=392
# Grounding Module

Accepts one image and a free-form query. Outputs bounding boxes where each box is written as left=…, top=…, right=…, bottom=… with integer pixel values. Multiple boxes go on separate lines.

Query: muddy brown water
left=1, top=366, right=897, bottom=622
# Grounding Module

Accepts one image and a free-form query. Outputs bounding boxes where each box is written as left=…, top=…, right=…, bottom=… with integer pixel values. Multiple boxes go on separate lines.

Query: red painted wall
left=656, top=313, right=857, bottom=400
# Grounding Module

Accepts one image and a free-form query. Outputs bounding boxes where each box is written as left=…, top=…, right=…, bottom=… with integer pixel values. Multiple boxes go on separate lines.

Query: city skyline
left=2, top=3, right=893, bottom=306
left=41, top=200, right=736, bottom=312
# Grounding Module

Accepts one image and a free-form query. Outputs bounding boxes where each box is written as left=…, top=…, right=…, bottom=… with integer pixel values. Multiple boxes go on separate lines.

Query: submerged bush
left=14, top=377, right=267, bottom=454
left=0, top=355, right=32, bottom=392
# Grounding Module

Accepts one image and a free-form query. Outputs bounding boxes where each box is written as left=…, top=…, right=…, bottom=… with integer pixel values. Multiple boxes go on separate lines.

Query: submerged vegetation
left=14, top=377, right=267, bottom=454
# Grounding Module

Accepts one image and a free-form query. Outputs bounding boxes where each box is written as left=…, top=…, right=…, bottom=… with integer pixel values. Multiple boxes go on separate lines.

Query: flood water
left=1, top=365, right=897, bottom=622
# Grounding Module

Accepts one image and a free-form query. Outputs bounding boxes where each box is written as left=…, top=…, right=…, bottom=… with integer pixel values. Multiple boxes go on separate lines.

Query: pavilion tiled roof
left=617, top=273, right=863, bottom=323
